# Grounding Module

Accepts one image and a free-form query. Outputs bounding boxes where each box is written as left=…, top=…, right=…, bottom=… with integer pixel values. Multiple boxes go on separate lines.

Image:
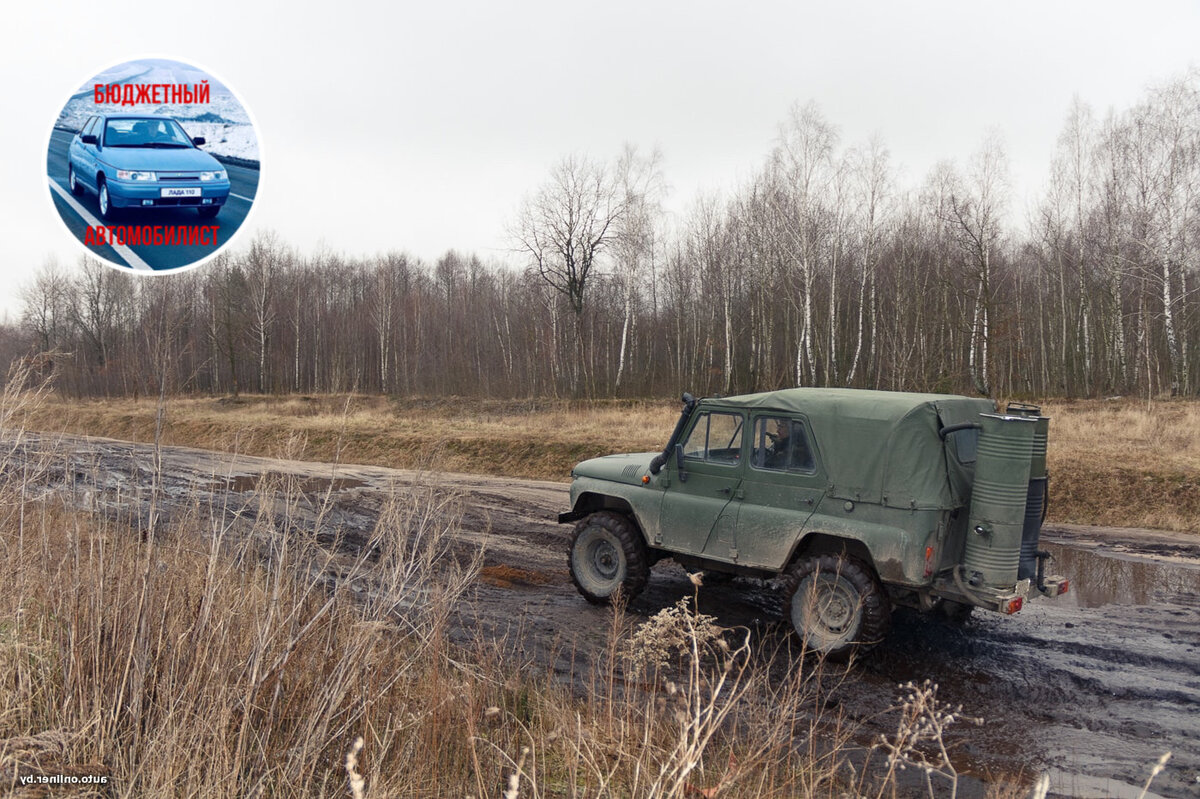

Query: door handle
left=717, top=487, right=731, bottom=495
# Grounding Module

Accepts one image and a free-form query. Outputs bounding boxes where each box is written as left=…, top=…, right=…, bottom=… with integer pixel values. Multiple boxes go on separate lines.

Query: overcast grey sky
left=4, top=1, right=1199, bottom=319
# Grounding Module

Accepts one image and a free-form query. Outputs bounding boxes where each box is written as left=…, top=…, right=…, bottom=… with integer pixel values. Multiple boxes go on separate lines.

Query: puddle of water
left=1044, top=542, right=1200, bottom=609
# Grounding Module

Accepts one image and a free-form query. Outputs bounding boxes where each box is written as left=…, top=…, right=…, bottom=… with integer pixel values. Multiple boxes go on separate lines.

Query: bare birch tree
left=772, top=102, right=838, bottom=385
left=612, top=145, right=665, bottom=393
left=845, top=135, right=893, bottom=385
left=942, top=134, right=1010, bottom=395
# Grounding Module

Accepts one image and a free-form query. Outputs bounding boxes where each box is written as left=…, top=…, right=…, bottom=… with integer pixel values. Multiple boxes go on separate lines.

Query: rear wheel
left=568, top=511, right=649, bottom=604
left=782, top=553, right=891, bottom=660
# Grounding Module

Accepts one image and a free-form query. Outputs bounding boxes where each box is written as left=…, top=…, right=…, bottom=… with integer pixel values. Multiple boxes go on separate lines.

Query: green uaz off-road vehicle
left=558, top=388, right=1069, bottom=658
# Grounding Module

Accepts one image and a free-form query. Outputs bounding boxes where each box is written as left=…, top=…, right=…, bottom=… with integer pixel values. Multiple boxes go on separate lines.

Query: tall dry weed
left=0, top=373, right=485, bottom=796
left=458, top=582, right=878, bottom=799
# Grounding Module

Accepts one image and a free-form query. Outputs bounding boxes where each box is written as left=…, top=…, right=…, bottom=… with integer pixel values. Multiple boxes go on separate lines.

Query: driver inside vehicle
left=758, top=417, right=814, bottom=471
left=768, top=419, right=795, bottom=468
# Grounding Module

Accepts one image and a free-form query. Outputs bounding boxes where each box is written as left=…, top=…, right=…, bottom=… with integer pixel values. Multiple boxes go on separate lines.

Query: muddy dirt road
left=16, top=433, right=1200, bottom=798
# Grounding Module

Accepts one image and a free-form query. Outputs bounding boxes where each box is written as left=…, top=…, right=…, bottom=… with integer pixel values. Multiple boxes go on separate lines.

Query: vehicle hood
left=98, top=147, right=222, bottom=172
left=572, top=453, right=658, bottom=485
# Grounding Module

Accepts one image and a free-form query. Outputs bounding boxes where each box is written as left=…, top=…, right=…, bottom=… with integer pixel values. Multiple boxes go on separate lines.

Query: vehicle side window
left=752, top=416, right=815, bottom=472
left=680, top=412, right=743, bottom=464
left=82, top=117, right=98, bottom=137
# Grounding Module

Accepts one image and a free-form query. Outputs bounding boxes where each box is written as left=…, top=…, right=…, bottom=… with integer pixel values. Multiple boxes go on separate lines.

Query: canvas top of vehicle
left=558, top=387, right=1069, bottom=659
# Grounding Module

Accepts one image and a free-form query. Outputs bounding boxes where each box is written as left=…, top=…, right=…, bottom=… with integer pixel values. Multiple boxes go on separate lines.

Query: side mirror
left=674, top=444, right=688, bottom=483
left=81, top=134, right=98, bottom=145
left=192, top=136, right=206, bottom=146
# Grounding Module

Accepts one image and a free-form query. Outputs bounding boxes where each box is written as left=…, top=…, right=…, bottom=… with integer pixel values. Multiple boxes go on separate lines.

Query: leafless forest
left=17, top=72, right=1200, bottom=399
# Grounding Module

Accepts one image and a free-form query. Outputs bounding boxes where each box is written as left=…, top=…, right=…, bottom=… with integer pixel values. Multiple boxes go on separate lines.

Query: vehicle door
left=73, top=117, right=100, bottom=191
left=732, top=414, right=827, bottom=569
left=658, top=409, right=745, bottom=560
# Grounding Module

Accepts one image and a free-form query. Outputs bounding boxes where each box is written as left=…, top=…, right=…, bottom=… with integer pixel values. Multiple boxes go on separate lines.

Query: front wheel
left=568, top=511, right=649, bottom=604
left=68, top=163, right=83, bottom=195
left=783, top=553, right=891, bottom=660
left=197, top=205, right=220, bottom=219
left=98, top=180, right=112, bottom=219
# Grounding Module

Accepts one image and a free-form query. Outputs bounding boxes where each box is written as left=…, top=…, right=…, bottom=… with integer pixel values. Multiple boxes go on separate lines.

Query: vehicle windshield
left=104, top=118, right=193, bottom=148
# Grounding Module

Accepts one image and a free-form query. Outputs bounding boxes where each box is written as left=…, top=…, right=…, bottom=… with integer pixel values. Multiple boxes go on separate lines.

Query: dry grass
left=0, top=492, right=953, bottom=797
left=1041, top=398, right=1200, bottom=531
left=1, top=434, right=484, bottom=792
left=0, top=375, right=1043, bottom=797
left=23, top=394, right=675, bottom=483
left=25, top=392, right=1200, bottom=532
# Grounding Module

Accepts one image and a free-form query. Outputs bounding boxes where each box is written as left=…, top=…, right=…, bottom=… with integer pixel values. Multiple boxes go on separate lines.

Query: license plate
left=161, top=187, right=201, bottom=198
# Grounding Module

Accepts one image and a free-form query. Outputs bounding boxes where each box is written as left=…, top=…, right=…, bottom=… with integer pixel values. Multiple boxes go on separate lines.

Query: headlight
left=116, top=170, right=157, bottom=181
left=198, top=170, right=227, bottom=181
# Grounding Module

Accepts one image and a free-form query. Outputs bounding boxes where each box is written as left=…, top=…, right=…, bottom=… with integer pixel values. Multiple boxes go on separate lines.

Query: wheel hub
left=795, top=573, right=860, bottom=641
left=590, top=539, right=619, bottom=580
left=813, top=586, right=853, bottom=631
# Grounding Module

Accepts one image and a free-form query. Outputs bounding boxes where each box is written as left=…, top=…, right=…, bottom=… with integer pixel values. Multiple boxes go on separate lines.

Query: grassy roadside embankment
left=24, top=393, right=1200, bottom=532
left=21, top=391, right=1200, bottom=527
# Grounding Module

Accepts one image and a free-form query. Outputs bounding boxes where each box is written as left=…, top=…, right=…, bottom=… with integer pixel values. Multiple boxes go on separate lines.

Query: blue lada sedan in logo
left=67, top=114, right=232, bottom=220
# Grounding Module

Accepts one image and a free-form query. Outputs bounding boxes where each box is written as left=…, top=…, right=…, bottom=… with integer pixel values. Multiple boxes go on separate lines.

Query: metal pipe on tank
left=964, top=413, right=1037, bottom=588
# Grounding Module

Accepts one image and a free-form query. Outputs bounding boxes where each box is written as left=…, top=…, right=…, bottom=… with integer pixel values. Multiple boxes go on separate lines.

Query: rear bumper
left=931, top=571, right=1070, bottom=615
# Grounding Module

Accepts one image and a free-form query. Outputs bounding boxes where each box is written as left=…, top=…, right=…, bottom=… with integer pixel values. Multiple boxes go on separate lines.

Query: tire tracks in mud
left=11, top=432, right=1200, bottom=798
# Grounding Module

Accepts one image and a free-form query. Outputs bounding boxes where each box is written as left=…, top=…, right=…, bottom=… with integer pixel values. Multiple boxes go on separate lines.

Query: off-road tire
left=569, top=511, right=650, bottom=604
left=782, top=553, right=891, bottom=660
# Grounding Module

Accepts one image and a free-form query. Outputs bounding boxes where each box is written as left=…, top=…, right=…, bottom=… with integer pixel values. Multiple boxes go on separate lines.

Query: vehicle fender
left=782, top=516, right=913, bottom=586
left=560, top=476, right=660, bottom=546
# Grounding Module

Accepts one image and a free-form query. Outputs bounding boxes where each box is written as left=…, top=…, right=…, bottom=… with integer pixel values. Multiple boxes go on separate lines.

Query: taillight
left=1002, top=596, right=1024, bottom=615
left=923, top=546, right=935, bottom=578
left=1060, top=579, right=1069, bottom=595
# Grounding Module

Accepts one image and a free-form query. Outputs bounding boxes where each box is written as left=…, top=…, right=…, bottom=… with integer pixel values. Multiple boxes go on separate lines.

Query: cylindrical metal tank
left=964, top=413, right=1037, bottom=588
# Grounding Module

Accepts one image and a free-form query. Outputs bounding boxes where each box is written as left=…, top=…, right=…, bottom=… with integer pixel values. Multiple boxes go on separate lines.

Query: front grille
left=157, top=172, right=201, bottom=181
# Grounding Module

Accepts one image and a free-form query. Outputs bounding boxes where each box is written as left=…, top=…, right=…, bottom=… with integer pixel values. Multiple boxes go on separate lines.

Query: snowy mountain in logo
left=56, top=58, right=259, bottom=163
